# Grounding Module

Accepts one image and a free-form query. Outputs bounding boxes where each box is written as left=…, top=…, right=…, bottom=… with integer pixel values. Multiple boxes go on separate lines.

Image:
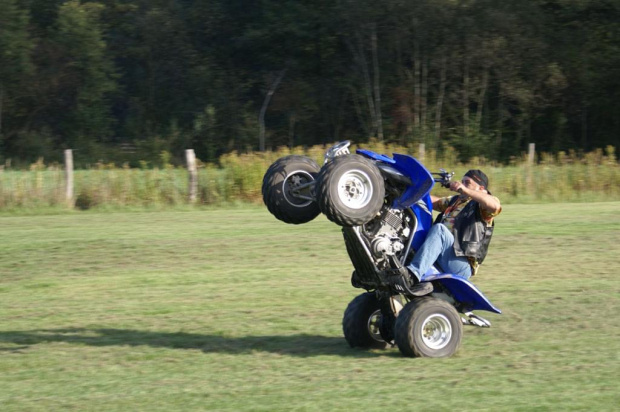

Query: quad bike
left=262, top=141, right=501, bottom=358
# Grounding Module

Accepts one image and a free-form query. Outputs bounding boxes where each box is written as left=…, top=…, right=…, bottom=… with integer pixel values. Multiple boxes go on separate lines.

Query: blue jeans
left=406, top=223, right=472, bottom=281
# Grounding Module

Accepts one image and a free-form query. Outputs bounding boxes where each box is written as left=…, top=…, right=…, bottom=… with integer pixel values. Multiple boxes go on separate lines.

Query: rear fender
left=421, top=272, right=502, bottom=314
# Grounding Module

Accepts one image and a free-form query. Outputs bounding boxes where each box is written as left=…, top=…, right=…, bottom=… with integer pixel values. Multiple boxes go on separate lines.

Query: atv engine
left=361, top=207, right=414, bottom=267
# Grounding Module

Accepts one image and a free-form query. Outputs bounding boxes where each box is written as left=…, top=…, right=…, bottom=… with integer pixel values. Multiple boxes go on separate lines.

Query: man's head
left=463, top=169, right=489, bottom=193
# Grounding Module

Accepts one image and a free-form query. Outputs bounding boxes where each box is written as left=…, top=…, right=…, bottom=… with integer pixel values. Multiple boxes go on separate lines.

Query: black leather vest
left=436, top=197, right=495, bottom=264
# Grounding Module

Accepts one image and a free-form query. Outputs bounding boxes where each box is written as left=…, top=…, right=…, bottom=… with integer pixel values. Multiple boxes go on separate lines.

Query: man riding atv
left=384, top=169, right=502, bottom=296
left=263, top=142, right=502, bottom=357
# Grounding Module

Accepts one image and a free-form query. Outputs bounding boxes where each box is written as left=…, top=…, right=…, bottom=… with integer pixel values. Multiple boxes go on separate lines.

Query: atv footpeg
left=461, top=312, right=492, bottom=328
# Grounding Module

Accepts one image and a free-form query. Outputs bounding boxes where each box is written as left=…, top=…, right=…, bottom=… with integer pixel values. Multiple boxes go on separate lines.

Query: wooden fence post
left=527, top=143, right=535, bottom=193
left=186, top=149, right=198, bottom=203
left=65, top=149, right=74, bottom=207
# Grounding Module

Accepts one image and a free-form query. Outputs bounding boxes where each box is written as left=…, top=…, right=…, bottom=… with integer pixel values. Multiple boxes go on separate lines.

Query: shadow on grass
left=0, top=328, right=399, bottom=358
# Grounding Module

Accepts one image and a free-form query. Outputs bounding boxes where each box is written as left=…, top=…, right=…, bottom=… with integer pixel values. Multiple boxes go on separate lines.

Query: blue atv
left=262, top=141, right=500, bottom=358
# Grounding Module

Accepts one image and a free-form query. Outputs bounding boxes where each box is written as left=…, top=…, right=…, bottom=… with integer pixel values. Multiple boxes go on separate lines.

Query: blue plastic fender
left=421, top=272, right=502, bottom=314
left=389, top=153, right=435, bottom=208
left=356, top=150, right=434, bottom=210
left=356, top=149, right=396, bottom=164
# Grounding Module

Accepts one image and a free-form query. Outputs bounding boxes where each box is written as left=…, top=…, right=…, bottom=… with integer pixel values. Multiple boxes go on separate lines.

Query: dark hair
left=465, top=169, right=489, bottom=190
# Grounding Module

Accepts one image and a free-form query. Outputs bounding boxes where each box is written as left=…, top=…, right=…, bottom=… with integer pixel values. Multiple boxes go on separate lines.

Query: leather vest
left=436, top=197, right=495, bottom=264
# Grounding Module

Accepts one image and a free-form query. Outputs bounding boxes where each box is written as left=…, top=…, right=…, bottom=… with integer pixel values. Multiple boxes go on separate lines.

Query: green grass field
left=1, top=203, right=619, bottom=411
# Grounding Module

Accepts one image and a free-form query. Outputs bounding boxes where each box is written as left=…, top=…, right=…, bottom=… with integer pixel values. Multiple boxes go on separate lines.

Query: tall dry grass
left=0, top=143, right=618, bottom=210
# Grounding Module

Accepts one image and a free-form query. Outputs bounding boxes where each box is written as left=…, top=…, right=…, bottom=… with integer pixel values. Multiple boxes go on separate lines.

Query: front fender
left=421, top=273, right=502, bottom=314
left=356, top=150, right=434, bottom=208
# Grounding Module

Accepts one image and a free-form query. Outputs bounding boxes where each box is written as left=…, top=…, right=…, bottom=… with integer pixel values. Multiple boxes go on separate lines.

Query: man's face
left=461, top=176, right=482, bottom=191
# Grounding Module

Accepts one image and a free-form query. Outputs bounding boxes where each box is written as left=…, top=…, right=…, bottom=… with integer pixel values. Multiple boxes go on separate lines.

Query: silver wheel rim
left=283, top=170, right=314, bottom=207
left=367, top=309, right=383, bottom=342
left=337, top=169, right=373, bottom=209
left=420, top=314, right=452, bottom=350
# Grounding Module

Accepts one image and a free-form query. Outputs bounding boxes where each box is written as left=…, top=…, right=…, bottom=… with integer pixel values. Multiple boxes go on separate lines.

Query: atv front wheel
left=394, top=296, right=463, bottom=358
left=262, top=155, right=320, bottom=224
left=316, top=154, right=385, bottom=226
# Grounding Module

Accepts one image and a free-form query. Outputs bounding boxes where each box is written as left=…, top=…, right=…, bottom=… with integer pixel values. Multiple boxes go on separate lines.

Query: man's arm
left=449, top=182, right=501, bottom=214
left=430, top=195, right=445, bottom=211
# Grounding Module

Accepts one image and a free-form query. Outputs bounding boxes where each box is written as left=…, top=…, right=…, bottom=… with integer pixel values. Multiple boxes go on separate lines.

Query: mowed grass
left=0, top=203, right=619, bottom=411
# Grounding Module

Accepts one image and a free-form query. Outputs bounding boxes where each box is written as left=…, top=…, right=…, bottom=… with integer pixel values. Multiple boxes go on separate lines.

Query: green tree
left=53, top=0, right=116, bottom=150
left=0, top=0, right=34, bottom=158
left=539, top=0, right=620, bottom=151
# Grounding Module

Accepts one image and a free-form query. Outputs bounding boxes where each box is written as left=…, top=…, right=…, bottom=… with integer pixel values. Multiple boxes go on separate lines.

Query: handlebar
left=432, top=169, right=455, bottom=188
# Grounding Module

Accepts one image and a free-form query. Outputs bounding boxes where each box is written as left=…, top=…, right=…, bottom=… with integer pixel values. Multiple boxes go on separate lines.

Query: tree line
left=1, top=0, right=619, bottom=166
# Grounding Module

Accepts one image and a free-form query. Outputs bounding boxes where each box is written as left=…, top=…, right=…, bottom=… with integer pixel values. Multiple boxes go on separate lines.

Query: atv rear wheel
left=342, top=292, right=388, bottom=349
left=262, top=155, right=321, bottom=224
left=316, top=154, right=385, bottom=226
left=394, top=296, right=463, bottom=358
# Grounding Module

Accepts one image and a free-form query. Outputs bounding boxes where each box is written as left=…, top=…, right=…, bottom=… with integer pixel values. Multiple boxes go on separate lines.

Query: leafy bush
left=0, top=144, right=617, bottom=211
